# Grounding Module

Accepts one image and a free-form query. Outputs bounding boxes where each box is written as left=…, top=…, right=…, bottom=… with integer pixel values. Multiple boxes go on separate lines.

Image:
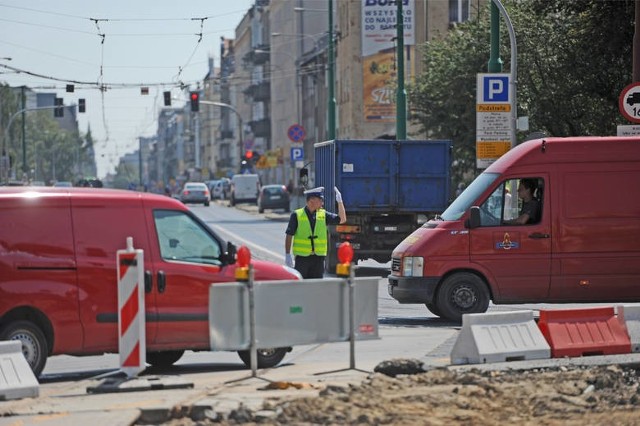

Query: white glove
left=334, top=186, right=343, bottom=203
left=285, top=253, right=294, bottom=268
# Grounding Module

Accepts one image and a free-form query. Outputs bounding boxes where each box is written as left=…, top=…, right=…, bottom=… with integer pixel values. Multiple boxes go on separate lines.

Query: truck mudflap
left=387, top=275, right=441, bottom=304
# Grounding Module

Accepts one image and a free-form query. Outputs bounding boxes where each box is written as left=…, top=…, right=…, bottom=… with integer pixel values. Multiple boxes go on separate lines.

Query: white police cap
left=303, top=186, right=324, bottom=199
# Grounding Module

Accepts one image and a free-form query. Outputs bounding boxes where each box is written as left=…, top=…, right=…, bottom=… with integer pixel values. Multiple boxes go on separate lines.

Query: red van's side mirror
left=224, top=241, right=237, bottom=265
left=467, top=206, right=481, bottom=229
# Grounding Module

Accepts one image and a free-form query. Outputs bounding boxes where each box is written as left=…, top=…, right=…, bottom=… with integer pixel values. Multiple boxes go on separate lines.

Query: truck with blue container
left=313, top=139, right=451, bottom=272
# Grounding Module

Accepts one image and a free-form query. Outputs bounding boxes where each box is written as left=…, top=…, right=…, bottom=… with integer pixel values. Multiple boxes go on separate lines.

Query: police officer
left=284, top=186, right=346, bottom=278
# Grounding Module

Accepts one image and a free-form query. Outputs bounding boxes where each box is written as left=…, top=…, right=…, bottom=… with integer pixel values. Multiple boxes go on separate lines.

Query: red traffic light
left=245, top=150, right=253, bottom=159
left=337, top=242, right=354, bottom=264
left=189, top=91, right=200, bottom=112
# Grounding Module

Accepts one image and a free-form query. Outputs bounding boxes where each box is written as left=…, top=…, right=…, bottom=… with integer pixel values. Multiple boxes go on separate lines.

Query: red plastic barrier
left=538, top=307, right=631, bottom=358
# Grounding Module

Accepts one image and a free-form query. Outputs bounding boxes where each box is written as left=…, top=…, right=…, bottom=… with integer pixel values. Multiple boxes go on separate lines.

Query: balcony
left=243, top=80, right=270, bottom=102
left=242, top=44, right=270, bottom=68
left=249, top=118, right=271, bottom=138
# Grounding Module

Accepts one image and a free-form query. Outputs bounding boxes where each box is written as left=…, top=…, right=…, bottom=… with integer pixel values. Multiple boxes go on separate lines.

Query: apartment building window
left=449, top=0, right=470, bottom=23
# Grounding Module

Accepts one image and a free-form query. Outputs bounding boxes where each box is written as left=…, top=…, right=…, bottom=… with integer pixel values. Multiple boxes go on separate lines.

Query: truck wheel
left=425, top=302, right=442, bottom=318
left=0, top=320, right=48, bottom=377
left=435, top=273, right=490, bottom=322
left=237, top=347, right=289, bottom=369
left=146, top=350, right=185, bottom=368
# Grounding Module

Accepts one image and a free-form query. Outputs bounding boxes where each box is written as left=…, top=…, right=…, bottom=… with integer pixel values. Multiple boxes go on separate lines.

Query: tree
left=409, top=1, right=634, bottom=190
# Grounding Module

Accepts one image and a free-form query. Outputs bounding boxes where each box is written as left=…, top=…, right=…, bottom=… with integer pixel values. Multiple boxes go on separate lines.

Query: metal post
left=491, top=0, right=517, bottom=146
left=347, top=261, right=356, bottom=369
left=248, top=264, right=257, bottom=377
left=21, top=86, right=26, bottom=177
left=396, top=1, right=407, bottom=140
left=194, top=113, right=200, bottom=170
left=328, top=0, right=336, bottom=140
left=488, top=2, right=503, bottom=73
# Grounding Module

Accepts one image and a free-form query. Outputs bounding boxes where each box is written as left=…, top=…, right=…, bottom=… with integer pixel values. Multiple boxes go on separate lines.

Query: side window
left=500, top=177, right=543, bottom=226
left=479, top=179, right=520, bottom=227
left=153, top=210, right=222, bottom=265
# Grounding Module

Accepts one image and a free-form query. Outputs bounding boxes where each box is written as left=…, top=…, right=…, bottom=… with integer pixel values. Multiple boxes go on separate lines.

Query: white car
left=208, top=180, right=225, bottom=200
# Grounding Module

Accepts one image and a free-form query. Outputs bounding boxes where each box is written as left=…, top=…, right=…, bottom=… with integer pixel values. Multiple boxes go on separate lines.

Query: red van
left=0, top=187, right=301, bottom=376
left=389, top=137, right=640, bottom=321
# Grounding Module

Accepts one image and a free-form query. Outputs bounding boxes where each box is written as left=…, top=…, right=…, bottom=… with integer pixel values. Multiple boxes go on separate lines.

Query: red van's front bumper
left=387, top=275, right=441, bottom=304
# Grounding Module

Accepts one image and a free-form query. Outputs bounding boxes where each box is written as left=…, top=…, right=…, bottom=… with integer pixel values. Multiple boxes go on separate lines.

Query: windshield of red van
left=440, top=173, right=499, bottom=221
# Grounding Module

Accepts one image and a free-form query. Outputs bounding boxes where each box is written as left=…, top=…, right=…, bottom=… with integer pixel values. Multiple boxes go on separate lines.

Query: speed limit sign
left=619, top=82, right=640, bottom=123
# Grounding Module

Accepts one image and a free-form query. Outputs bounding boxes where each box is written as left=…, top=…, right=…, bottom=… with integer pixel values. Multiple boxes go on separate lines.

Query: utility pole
left=328, top=0, right=336, bottom=140
left=488, top=2, right=503, bottom=73
left=634, top=0, right=640, bottom=82
left=396, top=1, right=407, bottom=140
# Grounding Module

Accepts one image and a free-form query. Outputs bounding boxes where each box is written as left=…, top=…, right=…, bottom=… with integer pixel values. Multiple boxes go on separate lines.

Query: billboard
left=362, top=0, right=415, bottom=123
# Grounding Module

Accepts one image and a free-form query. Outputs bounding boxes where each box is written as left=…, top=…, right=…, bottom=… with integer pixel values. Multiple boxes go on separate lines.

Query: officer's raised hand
left=334, top=186, right=343, bottom=203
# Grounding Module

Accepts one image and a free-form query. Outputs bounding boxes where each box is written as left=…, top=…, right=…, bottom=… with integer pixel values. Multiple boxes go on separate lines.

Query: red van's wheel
left=146, top=350, right=185, bottom=368
left=0, top=320, right=48, bottom=377
left=238, top=347, right=290, bottom=369
left=435, top=273, right=490, bottom=322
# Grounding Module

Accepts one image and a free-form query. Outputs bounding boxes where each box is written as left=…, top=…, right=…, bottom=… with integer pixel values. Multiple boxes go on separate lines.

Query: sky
left=0, top=0, right=254, bottom=178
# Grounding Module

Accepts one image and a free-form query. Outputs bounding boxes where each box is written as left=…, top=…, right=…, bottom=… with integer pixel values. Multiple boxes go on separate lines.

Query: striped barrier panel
left=117, top=237, right=146, bottom=378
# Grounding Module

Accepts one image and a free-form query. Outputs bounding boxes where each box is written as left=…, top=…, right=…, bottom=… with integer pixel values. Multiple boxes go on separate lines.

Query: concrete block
left=450, top=310, right=551, bottom=365
left=0, top=340, right=39, bottom=400
left=618, top=305, right=640, bottom=353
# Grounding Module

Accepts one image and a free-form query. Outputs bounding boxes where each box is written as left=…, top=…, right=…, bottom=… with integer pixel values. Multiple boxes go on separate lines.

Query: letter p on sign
left=483, top=76, right=509, bottom=102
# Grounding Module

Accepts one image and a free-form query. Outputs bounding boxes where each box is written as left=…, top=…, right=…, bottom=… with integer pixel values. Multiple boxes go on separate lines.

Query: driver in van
left=503, top=178, right=540, bottom=225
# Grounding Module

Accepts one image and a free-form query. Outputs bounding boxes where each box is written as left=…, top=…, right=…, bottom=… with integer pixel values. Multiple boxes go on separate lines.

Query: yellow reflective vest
left=292, top=208, right=327, bottom=256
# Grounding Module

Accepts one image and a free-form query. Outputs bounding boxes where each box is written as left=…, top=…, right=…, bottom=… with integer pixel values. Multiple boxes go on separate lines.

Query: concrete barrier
left=538, top=307, right=631, bottom=358
left=618, top=305, right=640, bottom=353
left=450, top=310, right=551, bottom=365
left=0, top=341, right=39, bottom=400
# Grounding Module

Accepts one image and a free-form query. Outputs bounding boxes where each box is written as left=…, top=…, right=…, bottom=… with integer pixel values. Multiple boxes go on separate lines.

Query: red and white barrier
left=117, top=237, right=146, bottom=377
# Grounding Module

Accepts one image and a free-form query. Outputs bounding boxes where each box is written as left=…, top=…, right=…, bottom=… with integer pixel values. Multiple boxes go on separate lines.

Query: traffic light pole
left=1, top=104, right=76, bottom=183
left=200, top=100, right=244, bottom=170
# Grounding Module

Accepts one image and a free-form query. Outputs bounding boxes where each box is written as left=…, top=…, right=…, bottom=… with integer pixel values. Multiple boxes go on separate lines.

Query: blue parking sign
left=482, top=75, right=509, bottom=102
left=291, top=147, right=304, bottom=161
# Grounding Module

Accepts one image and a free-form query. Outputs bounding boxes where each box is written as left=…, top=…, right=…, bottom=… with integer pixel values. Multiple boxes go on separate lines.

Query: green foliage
left=0, top=85, right=97, bottom=183
left=409, top=0, right=634, bottom=190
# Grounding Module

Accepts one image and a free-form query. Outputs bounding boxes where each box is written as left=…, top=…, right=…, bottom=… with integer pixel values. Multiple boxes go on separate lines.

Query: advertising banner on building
left=362, top=0, right=415, bottom=123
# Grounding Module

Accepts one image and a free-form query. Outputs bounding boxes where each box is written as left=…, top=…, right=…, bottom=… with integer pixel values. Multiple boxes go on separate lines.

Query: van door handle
left=529, top=232, right=550, bottom=239
left=157, top=271, right=166, bottom=293
left=144, top=270, right=152, bottom=293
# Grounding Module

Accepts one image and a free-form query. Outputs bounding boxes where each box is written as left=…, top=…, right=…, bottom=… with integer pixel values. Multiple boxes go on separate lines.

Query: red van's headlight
left=402, top=256, right=424, bottom=277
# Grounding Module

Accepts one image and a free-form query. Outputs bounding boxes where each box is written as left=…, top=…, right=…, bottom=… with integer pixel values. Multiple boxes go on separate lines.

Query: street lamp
left=293, top=2, right=336, bottom=139
left=200, top=100, right=244, bottom=169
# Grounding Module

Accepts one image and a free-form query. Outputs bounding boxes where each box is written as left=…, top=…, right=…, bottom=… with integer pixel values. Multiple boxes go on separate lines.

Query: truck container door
left=469, top=176, right=551, bottom=302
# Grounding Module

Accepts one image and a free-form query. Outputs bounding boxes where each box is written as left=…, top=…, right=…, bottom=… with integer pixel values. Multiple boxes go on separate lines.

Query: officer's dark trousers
left=294, top=254, right=325, bottom=279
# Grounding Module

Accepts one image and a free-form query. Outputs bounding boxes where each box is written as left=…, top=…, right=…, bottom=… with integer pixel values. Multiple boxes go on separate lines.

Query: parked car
left=257, top=184, right=290, bottom=213
left=207, top=180, right=225, bottom=200
left=53, top=181, right=72, bottom=187
left=0, top=187, right=302, bottom=376
left=180, top=182, right=210, bottom=206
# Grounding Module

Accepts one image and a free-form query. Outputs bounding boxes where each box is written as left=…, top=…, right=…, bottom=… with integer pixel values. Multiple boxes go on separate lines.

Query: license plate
left=270, top=195, right=281, bottom=199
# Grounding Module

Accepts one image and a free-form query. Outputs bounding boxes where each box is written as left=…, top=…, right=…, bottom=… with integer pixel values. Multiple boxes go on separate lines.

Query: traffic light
left=163, top=91, right=171, bottom=106
left=189, top=91, right=200, bottom=112
left=245, top=150, right=253, bottom=160
left=54, top=97, right=64, bottom=117
left=78, top=98, right=86, bottom=113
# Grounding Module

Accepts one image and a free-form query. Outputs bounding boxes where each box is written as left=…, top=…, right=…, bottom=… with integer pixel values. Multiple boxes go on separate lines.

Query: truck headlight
left=402, top=257, right=424, bottom=277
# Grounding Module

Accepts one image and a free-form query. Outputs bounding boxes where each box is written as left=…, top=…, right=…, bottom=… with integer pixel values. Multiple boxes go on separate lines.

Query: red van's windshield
left=440, top=173, right=499, bottom=221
